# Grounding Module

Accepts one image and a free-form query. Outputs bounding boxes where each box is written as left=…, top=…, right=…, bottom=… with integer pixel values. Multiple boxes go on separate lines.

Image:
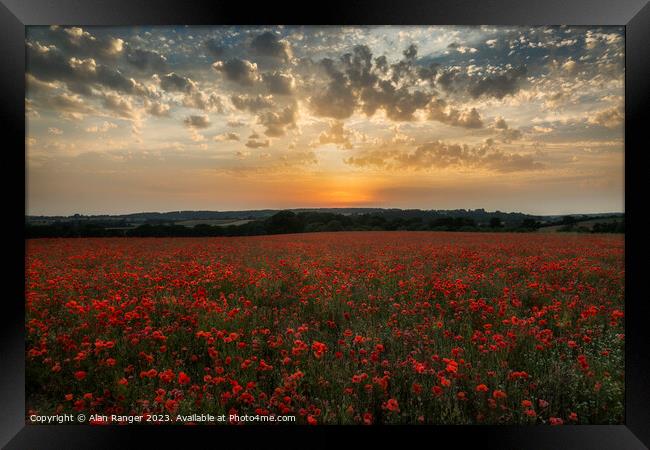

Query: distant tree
left=265, top=211, right=305, bottom=234
left=489, top=217, right=503, bottom=228
left=324, top=220, right=344, bottom=232
left=520, top=218, right=540, bottom=229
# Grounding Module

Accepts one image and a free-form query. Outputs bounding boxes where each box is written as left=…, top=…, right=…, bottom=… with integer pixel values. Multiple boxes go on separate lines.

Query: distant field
left=538, top=217, right=623, bottom=233
left=174, top=219, right=254, bottom=227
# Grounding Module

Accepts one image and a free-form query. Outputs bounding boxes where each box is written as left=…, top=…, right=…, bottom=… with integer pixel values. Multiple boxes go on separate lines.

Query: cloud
left=250, top=31, right=292, bottom=61
left=257, top=104, right=297, bottom=137
left=85, top=121, right=117, bottom=133
left=245, top=137, right=270, bottom=148
left=469, top=65, right=528, bottom=99
left=428, top=99, right=484, bottom=128
left=489, top=116, right=522, bottom=142
left=588, top=105, right=623, bottom=129
left=262, top=72, right=295, bottom=95
left=345, top=140, right=544, bottom=172
left=317, top=121, right=354, bottom=149
left=125, top=47, right=167, bottom=72
left=48, top=127, right=63, bottom=135
left=26, top=42, right=148, bottom=97
left=183, top=114, right=211, bottom=128
left=145, top=100, right=171, bottom=117
left=231, top=94, right=275, bottom=112
left=436, top=65, right=528, bottom=100
left=46, top=92, right=95, bottom=115
left=212, top=59, right=259, bottom=86
left=46, top=26, right=124, bottom=59
left=102, top=93, right=136, bottom=119
left=227, top=119, right=246, bottom=127
left=310, top=75, right=357, bottom=119
left=158, top=72, right=196, bottom=92
left=183, top=91, right=225, bottom=113
left=309, top=45, right=432, bottom=121
left=214, top=132, right=240, bottom=141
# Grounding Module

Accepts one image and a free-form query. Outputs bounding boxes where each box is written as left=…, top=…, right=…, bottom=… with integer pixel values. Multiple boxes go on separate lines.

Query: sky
left=25, top=25, right=624, bottom=216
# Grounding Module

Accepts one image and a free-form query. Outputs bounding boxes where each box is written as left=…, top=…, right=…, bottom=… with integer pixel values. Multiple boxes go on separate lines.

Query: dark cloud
left=490, top=117, right=522, bottom=142
left=212, top=59, right=259, bottom=86
left=435, top=65, right=528, bottom=100
left=309, top=45, right=431, bottom=121
left=159, top=72, right=196, bottom=93
left=468, top=65, right=528, bottom=99
left=26, top=42, right=148, bottom=98
left=257, top=104, right=297, bottom=137
left=125, top=47, right=167, bottom=72
left=262, top=72, right=295, bottom=95
left=428, top=99, right=483, bottom=128
left=231, top=94, right=275, bottom=112
left=183, top=114, right=211, bottom=128
left=250, top=32, right=292, bottom=61
left=44, top=26, right=124, bottom=60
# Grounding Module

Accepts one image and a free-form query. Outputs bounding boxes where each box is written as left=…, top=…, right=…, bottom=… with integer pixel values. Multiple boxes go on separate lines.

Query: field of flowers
left=25, top=232, right=625, bottom=425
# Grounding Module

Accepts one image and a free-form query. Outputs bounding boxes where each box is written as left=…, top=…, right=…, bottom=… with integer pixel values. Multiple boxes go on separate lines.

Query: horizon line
left=25, top=207, right=626, bottom=218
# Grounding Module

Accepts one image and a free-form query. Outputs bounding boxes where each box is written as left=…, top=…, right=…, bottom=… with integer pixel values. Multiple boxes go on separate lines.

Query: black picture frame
left=2, top=0, right=649, bottom=448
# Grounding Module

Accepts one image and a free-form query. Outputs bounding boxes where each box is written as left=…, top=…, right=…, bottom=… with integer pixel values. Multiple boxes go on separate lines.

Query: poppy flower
left=74, top=371, right=87, bottom=381
left=178, top=371, right=191, bottom=385
left=385, top=398, right=400, bottom=412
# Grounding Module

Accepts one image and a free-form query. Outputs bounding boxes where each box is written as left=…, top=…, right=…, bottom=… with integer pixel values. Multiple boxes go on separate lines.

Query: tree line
left=25, top=211, right=623, bottom=238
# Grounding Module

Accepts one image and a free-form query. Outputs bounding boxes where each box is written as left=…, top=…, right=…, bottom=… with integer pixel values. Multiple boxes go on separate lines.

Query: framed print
left=1, top=0, right=649, bottom=448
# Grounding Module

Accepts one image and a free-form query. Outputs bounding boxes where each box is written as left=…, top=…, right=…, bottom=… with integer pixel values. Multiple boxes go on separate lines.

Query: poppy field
left=25, top=232, right=625, bottom=425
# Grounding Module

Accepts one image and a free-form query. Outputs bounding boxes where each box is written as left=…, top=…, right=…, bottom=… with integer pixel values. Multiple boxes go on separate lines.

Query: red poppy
left=385, top=398, right=400, bottom=412
left=178, top=371, right=191, bottom=385
left=74, top=371, right=87, bottom=381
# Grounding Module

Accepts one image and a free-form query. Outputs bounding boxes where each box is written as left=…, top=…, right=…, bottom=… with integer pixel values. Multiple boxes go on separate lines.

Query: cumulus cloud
left=262, top=72, right=295, bottom=95
left=587, top=105, right=623, bottom=129
left=245, top=137, right=270, bottom=148
left=250, top=31, right=292, bottom=61
left=428, top=99, right=483, bottom=128
left=436, top=65, right=528, bottom=100
left=317, top=121, right=354, bottom=149
left=26, top=42, right=148, bottom=97
left=46, top=26, right=124, bottom=59
left=145, top=100, right=171, bottom=117
left=214, top=132, right=240, bottom=141
left=183, top=91, right=225, bottom=113
left=468, top=65, right=528, bottom=99
left=309, top=45, right=433, bottom=121
left=231, top=94, right=274, bottom=112
left=257, top=104, right=297, bottom=137
left=125, top=47, right=167, bottom=72
left=212, top=59, right=259, bottom=86
left=102, top=92, right=136, bottom=119
left=489, top=116, right=522, bottom=142
left=345, top=140, right=544, bottom=172
left=158, top=72, right=196, bottom=93
left=183, top=114, right=211, bottom=128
